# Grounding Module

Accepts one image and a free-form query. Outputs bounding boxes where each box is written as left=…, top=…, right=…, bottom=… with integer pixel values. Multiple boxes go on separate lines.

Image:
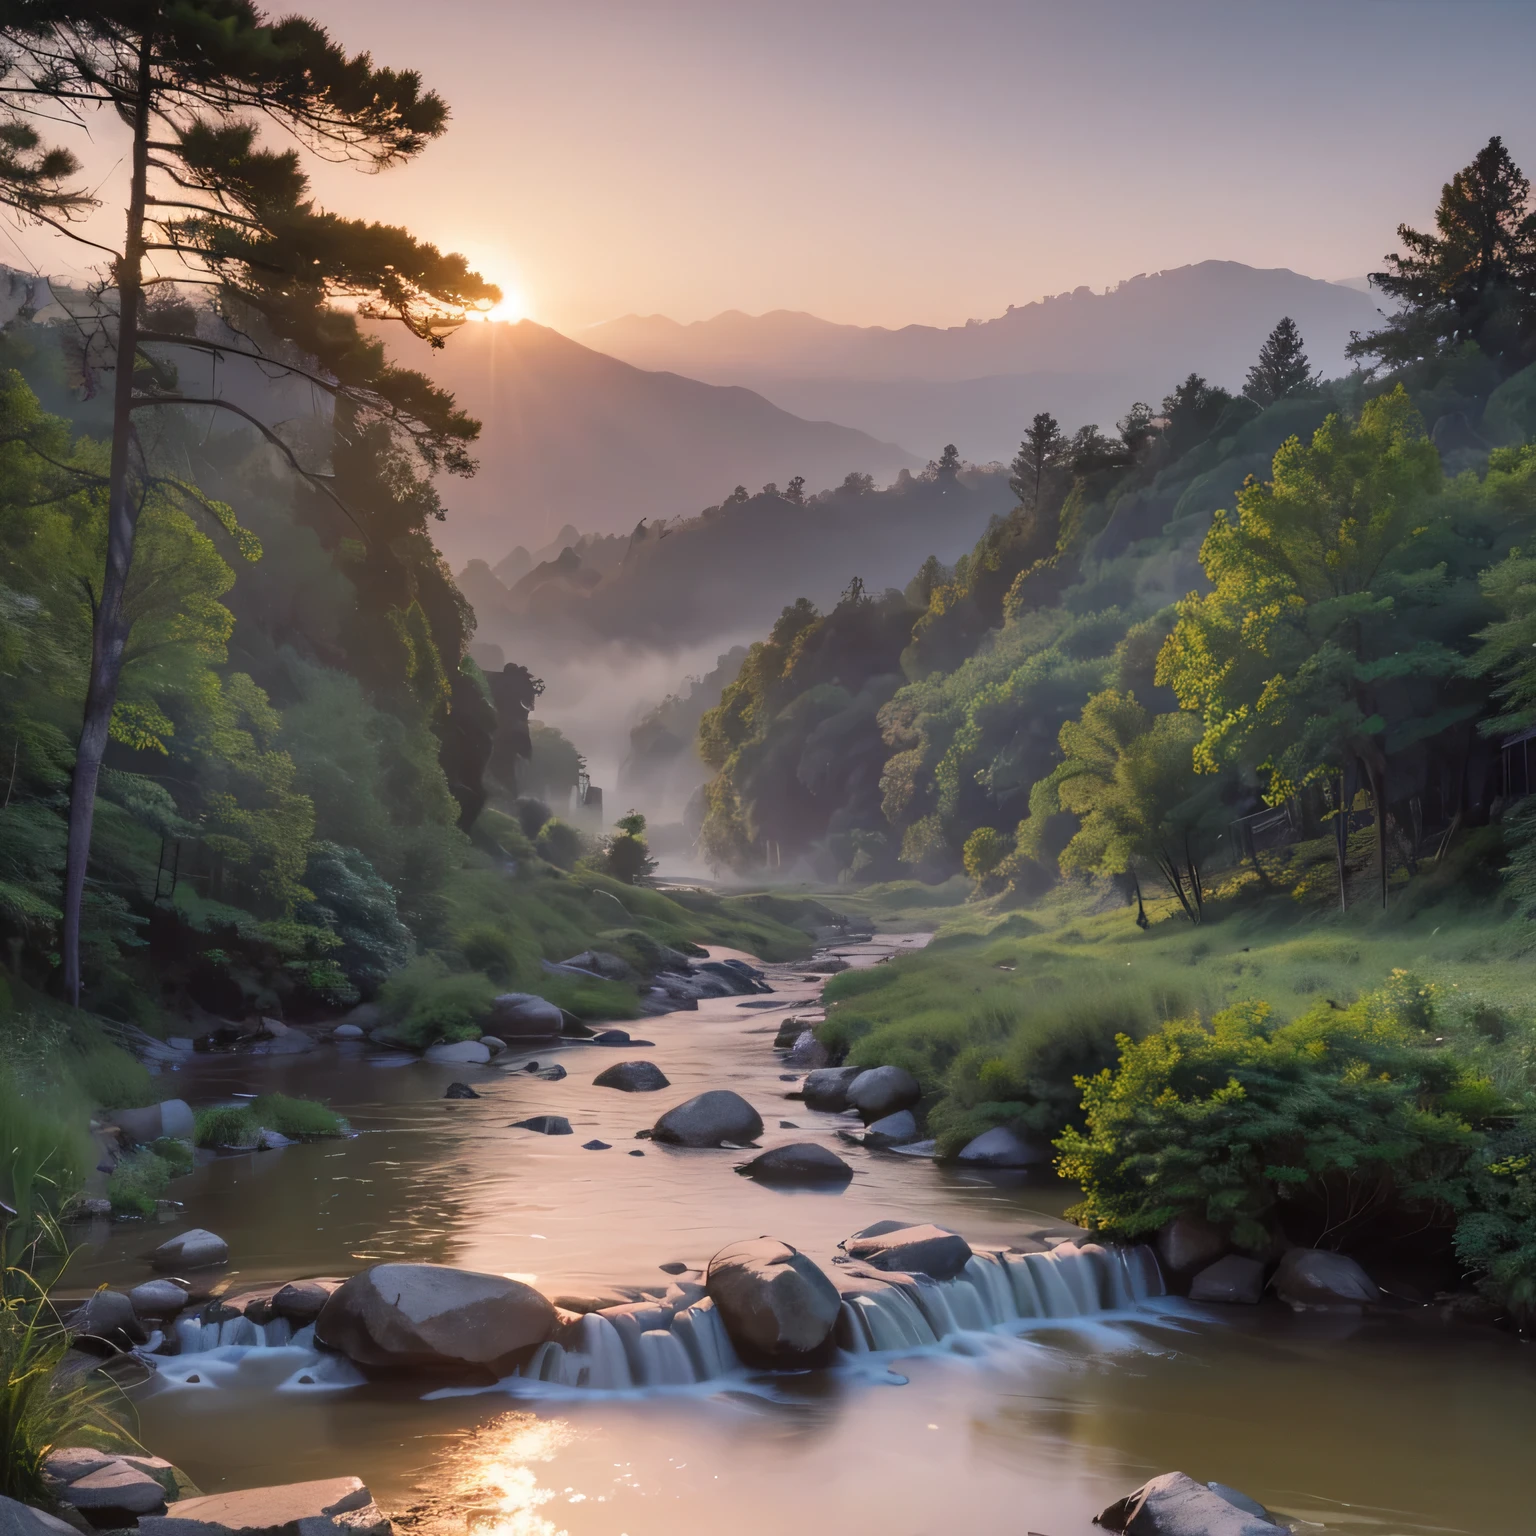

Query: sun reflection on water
left=452, top=1415, right=576, bottom=1536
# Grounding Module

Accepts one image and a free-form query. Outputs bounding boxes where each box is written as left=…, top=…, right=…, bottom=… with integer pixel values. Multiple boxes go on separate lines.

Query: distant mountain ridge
left=579, top=262, right=1386, bottom=463
left=383, top=319, right=918, bottom=561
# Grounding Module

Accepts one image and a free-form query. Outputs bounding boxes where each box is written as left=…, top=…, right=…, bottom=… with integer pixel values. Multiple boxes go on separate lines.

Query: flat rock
left=737, top=1143, right=853, bottom=1185
left=424, top=1040, right=490, bottom=1065
left=652, top=1091, right=764, bottom=1148
left=955, top=1126, right=1049, bottom=1167
left=129, top=1279, right=190, bottom=1319
left=860, top=1109, right=919, bottom=1148
left=332, top=1023, right=365, bottom=1041
left=706, top=1237, right=841, bottom=1365
left=152, top=1228, right=229, bottom=1272
left=1190, top=1255, right=1266, bottom=1305
left=842, top=1222, right=972, bottom=1280
left=801, top=1066, right=862, bottom=1113
left=593, top=1060, right=670, bottom=1092
left=1274, top=1248, right=1380, bottom=1307
left=0, top=1496, right=78, bottom=1536
left=486, top=993, right=564, bottom=1040
left=511, top=1115, right=572, bottom=1135
left=315, top=1264, right=556, bottom=1377
left=593, top=1029, right=653, bottom=1046
left=55, top=1463, right=166, bottom=1515
left=1095, top=1470, right=1286, bottom=1534
left=137, top=1477, right=391, bottom=1536
left=272, top=1281, right=336, bottom=1323
left=846, top=1065, right=921, bottom=1123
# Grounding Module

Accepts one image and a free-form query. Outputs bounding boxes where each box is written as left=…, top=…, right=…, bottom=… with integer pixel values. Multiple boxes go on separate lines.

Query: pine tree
left=934, top=443, right=961, bottom=480
left=0, top=0, right=498, bottom=1002
left=1008, top=411, right=1065, bottom=508
left=1244, top=317, right=1319, bottom=406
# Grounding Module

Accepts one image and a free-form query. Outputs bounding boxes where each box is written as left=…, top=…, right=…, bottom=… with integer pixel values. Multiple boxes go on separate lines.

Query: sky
left=6, top=0, right=1536, bottom=335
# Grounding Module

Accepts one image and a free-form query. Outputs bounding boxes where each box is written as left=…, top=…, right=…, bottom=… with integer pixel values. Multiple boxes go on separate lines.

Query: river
left=68, top=937, right=1535, bottom=1536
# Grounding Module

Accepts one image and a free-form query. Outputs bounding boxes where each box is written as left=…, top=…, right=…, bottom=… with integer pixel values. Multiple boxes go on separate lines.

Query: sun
left=479, top=283, right=528, bottom=324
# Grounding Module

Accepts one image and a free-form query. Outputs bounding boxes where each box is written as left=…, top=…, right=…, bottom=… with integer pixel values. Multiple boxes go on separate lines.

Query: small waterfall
left=512, top=1298, right=741, bottom=1390
left=173, top=1314, right=307, bottom=1352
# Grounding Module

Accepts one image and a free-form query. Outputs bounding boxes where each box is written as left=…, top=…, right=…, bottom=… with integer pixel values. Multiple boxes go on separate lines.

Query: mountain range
left=579, top=261, right=1386, bottom=463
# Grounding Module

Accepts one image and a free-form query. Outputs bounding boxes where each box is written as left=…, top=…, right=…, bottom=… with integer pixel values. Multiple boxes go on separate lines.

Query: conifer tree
left=0, top=0, right=498, bottom=1002
left=1244, top=317, right=1319, bottom=406
left=1008, top=411, right=1065, bottom=509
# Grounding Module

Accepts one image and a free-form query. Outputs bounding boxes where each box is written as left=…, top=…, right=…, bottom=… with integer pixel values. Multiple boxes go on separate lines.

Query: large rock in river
left=1096, top=1471, right=1286, bottom=1534
left=842, top=1221, right=972, bottom=1280
left=705, top=1237, right=841, bottom=1365
left=0, top=1496, right=77, bottom=1536
left=137, top=1478, right=392, bottom=1536
left=801, top=1066, right=861, bottom=1112
left=955, top=1126, right=1049, bottom=1168
left=1189, top=1255, right=1265, bottom=1305
left=737, top=1143, right=853, bottom=1185
left=1273, top=1248, right=1380, bottom=1308
left=314, top=1263, right=555, bottom=1377
left=152, top=1228, right=229, bottom=1272
left=593, top=1060, right=670, bottom=1092
left=485, top=993, right=564, bottom=1040
left=651, top=1090, right=763, bottom=1147
left=846, top=1065, right=920, bottom=1123
left=113, top=1098, right=195, bottom=1146
left=1156, top=1211, right=1227, bottom=1278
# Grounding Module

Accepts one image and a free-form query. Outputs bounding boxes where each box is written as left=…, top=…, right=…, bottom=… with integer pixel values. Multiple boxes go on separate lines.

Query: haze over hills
left=580, top=261, right=1386, bottom=463
left=385, top=319, right=918, bottom=562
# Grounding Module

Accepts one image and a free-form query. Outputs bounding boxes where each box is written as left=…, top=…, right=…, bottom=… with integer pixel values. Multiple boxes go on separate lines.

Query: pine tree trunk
left=1334, top=768, right=1350, bottom=914
left=60, top=36, right=153, bottom=1006
left=1363, top=753, right=1390, bottom=912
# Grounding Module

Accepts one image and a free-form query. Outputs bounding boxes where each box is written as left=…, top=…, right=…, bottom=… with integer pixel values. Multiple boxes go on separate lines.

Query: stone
left=706, top=1237, right=841, bottom=1366
left=257, top=1129, right=293, bottom=1150
left=582, top=1139, right=611, bottom=1150
left=67, top=1197, right=112, bottom=1220
left=1190, top=1256, right=1266, bottom=1305
left=137, top=1477, right=392, bottom=1536
left=592, top=1029, right=633, bottom=1045
left=43, top=1449, right=118, bottom=1484
left=843, top=1222, right=973, bottom=1280
left=272, top=1281, right=336, bottom=1324
left=0, top=1496, right=79, bottom=1536
left=70, top=1289, right=145, bottom=1347
left=801, top=1066, right=862, bottom=1112
left=629, top=1149, right=644, bottom=1157
left=846, top=1065, right=921, bottom=1123
left=424, top=1040, right=490, bottom=1066
left=444, top=1082, right=479, bottom=1099
left=129, top=1279, right=189, bottom=1319
left=1095, top=1471, right=1286, bottom=1535
left=478, top=1035, right=507, bottom=1056
left=532, top=1064, right=567, bottom=1082
left=160, top=1100, right=196, bottom=1141
left=1274, top=1248, right=1380, bottom=1308
left=332, top=1024, right=365, bottom=1041
left=695, top=960, right=768, bottom=995
left=54, top=1463, right=166, bottom=1515
left=560, top=950, right=636, bottom=982
left=593, top=1060, right=670, bottom=1092
left=802, top=957, right=850, bottom=975
left=737, top=1143, right=853, bottom=1185
left=1206, top=1485, right=1277, bottom=1522
left=786, top=1031, right=829, bottom=1068
left=511, top=1115, right=572, bottom=1135
left=486, top=993, right=564, bottom=1039
left=954, top=1126, right=1049, bottom=1168
left=860, top=1109, right=919, bottom=1148
left=1156, top=1211, right=1227, bottom=1277
left=152, top=1228, right=229, bottom=1272
left=314, top=1264, right=556, bottom=1377
left=114, top=1099, right=194, bottom=1146
left=651, top=1091, right=764, bottom=1148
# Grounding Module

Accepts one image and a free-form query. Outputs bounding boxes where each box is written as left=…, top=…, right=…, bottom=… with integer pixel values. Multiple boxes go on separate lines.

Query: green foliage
left=376, top=956, right=497, bottom=1047
left=192, top=1094, right=344, bottom=1149
left=603, top=812, right=657, bottom=885
left=1056, top=975, right=1501, bottom=1251
left=535, top=818, right=585, bottom=869
left=107, top=1146, right=183, bottom=1217
left=1456, top=1119, right=1536, bottom=1324
left=962, top=827, right=1007, bottom=883
left=537, top=973, right=640, bottom=1021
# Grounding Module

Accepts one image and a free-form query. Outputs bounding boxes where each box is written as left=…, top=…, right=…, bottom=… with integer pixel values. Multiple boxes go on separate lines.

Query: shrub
left=1056, top=974, right=1503, bottom=1252
left=457, top=922, right=538, bottom=987
left=107, top=1149, right=174, bottom=1216
left=963, top=826, right=1008, bottom=884
left=1456, top=1118, right=1536, bottom=1325
left=193, top=1094, right=344, bottom=1149
left=535, top=818, right=584, bottom=869
left=193, top=1104, right=259, bottom=1149
left=376, top=956, right=498, bottom=1047
left=538, top=974, right=640, bottom=1021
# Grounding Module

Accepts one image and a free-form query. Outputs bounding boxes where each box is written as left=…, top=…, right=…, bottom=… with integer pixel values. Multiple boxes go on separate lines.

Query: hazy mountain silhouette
left=386, top=319, right=918, bottom=560
left=581, top=261, right=1385, bottom=462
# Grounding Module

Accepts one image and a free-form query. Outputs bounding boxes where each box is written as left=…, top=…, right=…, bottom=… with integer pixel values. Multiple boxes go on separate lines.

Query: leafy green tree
left=1008, top=412, right=1066, bottom=509
left=1244, top=317, right=1320, bottom=406
left=604, top=810, right=656, bottom=885
left=1157, top=388, right=1456, bottom=909
left=1066, top=423, right=1126, bottom=476
left=1160, top=372, right=1234, bottom=457
left=934, top=444, right=961, bottom=480
left=1117, top=400, right=1157, bottom=455
left=1, top=0, right=496, bottom=1002
left=962, top=825, right=1007, bottom=885
left=784, top=475, right=806, bottom=504
left=1350, top=136, right=1536, bottom=373
left=840, top=471, right=875, bottom=495
left=1057, top=977, right=1500, bottom=1252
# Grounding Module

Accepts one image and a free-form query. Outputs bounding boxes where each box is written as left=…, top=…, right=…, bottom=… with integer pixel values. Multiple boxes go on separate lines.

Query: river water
left=70, top=938, right=1534, bottom=1536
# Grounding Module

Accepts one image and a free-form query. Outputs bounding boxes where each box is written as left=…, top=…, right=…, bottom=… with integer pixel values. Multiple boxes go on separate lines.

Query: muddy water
left=73, top=939, right=1536, bottom=1536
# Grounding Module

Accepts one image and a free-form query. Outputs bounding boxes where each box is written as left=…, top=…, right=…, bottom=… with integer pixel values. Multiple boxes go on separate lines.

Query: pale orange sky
left=6, top=0, right=1536, bottom=335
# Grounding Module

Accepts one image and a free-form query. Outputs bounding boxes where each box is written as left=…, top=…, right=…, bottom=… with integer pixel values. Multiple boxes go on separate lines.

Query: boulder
left=842, top=1222, right=972, bottom=1280
left=332, top=1023, right=365, bottom=1041
left=511, top=1115, right=572, bottom=1135
left=802, top=957, right=849, bottom=975
left=1273, top=1248, right=1380, bottom=1308
left=0, top=1496, right=79, bottom=1536
left=651, top=1091, right=764, bottom=1148
left=272, top=1281, right=336, bottom=1324
left=137, top=1477, right=392, bottom=1536
left=846, top=1065, right=921, bottom=1123
left=1189, top=1256, right=1266, bottom=1305
left=257, top=1129, right=293, bottom=1150
left=314, top=1263, right=556, bottom=1377
left=70, top=1289, right=145, bottom=1348
left=1095, top=1471, right=1286, bottom=1535
left=444, top=1082, right=479, bottom=1100
left=560, top=950, right=637, bottom=982
left=954, top=1126, right=1049, bottom=1168
left=1156, top=1211, right=1227, bottom=1277
left=786, top=1031, right=829, bottom=1069
left=696, top=960, right=769, bottom=995
left=152, top=1228, right=229, bottom=1272
left=52, top=1461, right=167, bottom=1516
left=860, top=1109, right=919, bottom=1148
left=801, top=1066, right=862, bottom=1112
left=705, top=1237, right=841, bottom=1366
left=424, top=1040, right=490, bottom=1066
left=532, top=1064, right=567, bottom=1082
left=129, top=1279, right=190, bottom=1320
left=593, top=1029, right=652, bottom=1046
left=593, top=1060, right=670, bottom=1092
left=113, top=1098, right=195, bottom=1146
left=486, top=993, right=564, bottom=1040
left=478, top=1036, right=507, bottom=1057
left=737, top=1143, right=853, bottom=1185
